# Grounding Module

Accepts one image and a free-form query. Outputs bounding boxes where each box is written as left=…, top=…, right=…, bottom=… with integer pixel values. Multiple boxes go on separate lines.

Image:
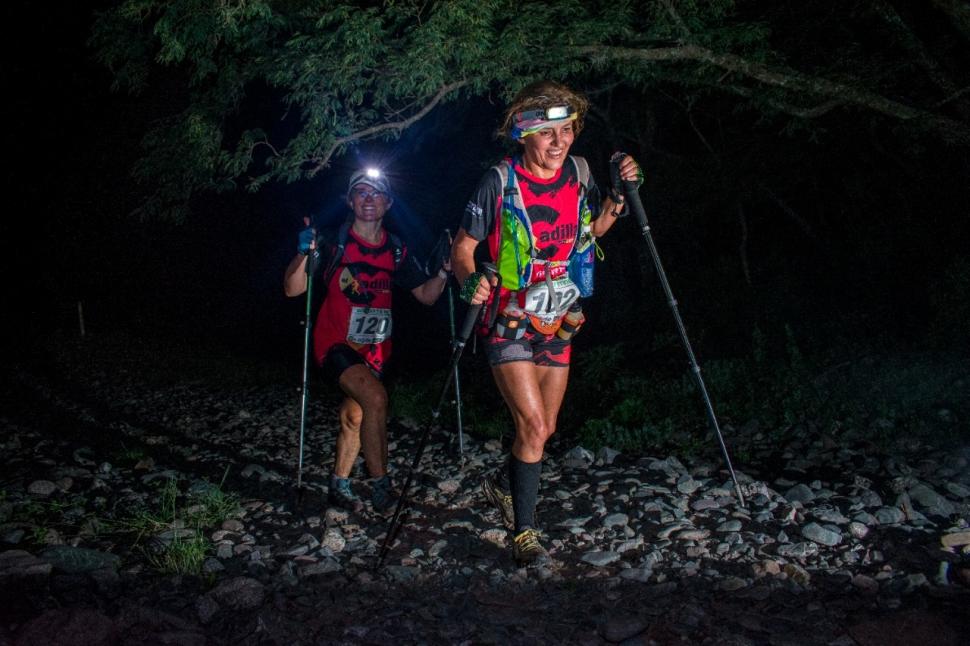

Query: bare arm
left=283, top=253, right=309, bottom=297
left=451, top=229, right=492, bottom=305
left=410, top=263, right=451, bottom=305
left=451, top=229, right=479, bottom=285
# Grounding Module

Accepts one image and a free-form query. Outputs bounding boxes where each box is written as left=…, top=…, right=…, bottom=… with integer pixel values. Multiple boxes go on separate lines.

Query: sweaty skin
left=451, top=124, right=641, bottom=463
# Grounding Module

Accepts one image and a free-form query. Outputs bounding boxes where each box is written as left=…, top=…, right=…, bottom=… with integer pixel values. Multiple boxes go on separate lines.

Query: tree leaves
left=91, top=0, right=970, bottom=220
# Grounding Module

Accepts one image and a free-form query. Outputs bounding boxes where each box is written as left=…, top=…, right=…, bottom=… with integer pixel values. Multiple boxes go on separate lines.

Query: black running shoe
left=511, top=528, right=550, bottom=566
left=371, top=475, right=395, bottom=513
left=481, top=475, right=514, bottom=530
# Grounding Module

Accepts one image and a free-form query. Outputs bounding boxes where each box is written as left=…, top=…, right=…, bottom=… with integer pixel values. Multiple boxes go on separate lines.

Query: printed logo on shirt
left=528, top=204, right=559, bottom=225
left=538, top=222, right=577, bottom=244
left=339, top=266, right=376, bottom=305
left=465, top=201, right=484, bottom=219
left=357, top=277, right=392, bottom=291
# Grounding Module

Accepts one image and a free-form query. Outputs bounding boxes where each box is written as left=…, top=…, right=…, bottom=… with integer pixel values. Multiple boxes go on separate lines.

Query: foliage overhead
left=91, top=0, right=970, bottom=220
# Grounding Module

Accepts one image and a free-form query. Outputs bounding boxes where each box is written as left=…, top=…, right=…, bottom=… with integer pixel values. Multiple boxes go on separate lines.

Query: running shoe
left=328, top=476, right=360, bottom=510
left=481, top=474, right=514, bottom=530
left=371, top=475, right=395, bottom=513
left=511, top=528, right=550, bottom=566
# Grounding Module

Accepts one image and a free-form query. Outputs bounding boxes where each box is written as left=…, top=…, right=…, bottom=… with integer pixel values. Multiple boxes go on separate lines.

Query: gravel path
left=1, top=354, right=968, bottom=645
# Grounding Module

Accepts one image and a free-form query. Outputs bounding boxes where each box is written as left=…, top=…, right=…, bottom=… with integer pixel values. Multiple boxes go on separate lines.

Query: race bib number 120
left=347, top=307, right=392, bottom=344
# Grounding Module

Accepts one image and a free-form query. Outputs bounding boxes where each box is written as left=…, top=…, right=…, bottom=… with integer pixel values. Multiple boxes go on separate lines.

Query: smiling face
left=519, top=120, right=576, bottom=179
left=348, top=183, right=392, bottom=222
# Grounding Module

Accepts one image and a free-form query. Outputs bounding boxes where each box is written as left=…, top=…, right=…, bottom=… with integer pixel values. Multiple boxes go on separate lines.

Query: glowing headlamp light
left=347, top=166, right=391, bottom=198
left=515, top=105, right=575, bottom=123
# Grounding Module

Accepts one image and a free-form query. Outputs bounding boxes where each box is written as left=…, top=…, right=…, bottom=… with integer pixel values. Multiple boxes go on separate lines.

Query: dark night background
left=6, top=1, right=970, bottom=422
left=4, top=4, right=970, bottom=640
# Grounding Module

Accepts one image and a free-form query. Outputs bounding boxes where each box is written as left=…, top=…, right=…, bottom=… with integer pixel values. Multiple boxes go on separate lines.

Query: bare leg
left=333, top=397, right=362, bottom=478
left=491, top=362, right=569, bottom=462
left=337, top=364, right=389, bottom=477
left=491, top=360, right=570, bottom=539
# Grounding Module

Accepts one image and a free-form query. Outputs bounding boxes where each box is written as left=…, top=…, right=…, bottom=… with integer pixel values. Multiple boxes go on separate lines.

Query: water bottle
left=495, top=306, right=527, bottom=340
left=557, top=303, right=585, bottom=340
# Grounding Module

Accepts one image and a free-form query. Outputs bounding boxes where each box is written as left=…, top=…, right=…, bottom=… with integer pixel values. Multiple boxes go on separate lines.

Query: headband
left=510, top=105, right=577, bottom=140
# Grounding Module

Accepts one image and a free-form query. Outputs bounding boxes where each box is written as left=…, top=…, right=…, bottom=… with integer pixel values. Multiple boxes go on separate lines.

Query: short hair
left=498, top=80, right=590, bottom=139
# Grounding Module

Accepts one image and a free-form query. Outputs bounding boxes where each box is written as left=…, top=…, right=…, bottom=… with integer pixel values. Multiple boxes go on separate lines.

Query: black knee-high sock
left=508, top=455, right=541, bottom=533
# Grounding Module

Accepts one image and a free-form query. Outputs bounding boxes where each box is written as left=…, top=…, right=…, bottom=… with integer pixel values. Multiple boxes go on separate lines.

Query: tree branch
left=874, top=0, right=970, bottom=119
left=726, top=83, right=844, bottom=119
left=937, top=85, right=970, bottom=108
left=306, top=80, right=468, bottom=176
left=578, top=44, right=970, bottom=144
left=929, top=0, right=970, bottom=42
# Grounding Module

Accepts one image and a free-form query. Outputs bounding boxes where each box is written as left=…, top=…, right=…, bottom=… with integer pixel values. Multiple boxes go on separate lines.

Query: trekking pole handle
left=456, top=262, right=497, bottom=342
left=613, top=154, right=650, bottom=232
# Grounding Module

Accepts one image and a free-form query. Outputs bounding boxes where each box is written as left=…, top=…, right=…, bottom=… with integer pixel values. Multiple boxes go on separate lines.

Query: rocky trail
left=1, top=351, right=969, bottom=645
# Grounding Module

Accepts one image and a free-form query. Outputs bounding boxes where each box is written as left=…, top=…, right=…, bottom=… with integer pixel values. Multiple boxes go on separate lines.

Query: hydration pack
left=491, top=156, right=598, bottom=297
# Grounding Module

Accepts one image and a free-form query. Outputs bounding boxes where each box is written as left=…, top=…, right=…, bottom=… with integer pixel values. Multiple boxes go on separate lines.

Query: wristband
left=607, top=186, right=625, bottom=204
left=460, top=272, right=484, bottom=303
left=437, top=268, right=449, bottom=280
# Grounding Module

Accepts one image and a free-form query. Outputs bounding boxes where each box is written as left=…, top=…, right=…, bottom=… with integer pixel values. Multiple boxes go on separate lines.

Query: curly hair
left=498, top=80, right=590, bottom=139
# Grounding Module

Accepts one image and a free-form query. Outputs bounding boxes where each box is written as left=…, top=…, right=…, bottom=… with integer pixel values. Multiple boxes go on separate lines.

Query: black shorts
left=321, top=344, right=382, bottom=381
left=484, top=323, right=572, bottom=368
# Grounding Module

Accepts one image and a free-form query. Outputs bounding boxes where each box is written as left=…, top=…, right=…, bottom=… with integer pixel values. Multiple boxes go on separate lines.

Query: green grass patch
left=121, top=473, right=240, bottom=576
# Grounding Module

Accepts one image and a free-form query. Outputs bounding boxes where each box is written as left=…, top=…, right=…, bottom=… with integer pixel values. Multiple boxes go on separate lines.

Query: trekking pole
left=618, top=157, right=747, bottom=508
left=377, top=263, right=497, bottom=568
left=426, top=228, right=465, bottom=458
left=447, top=265, right=465, bottom=459
left=296, top=222, right=322, bottom=493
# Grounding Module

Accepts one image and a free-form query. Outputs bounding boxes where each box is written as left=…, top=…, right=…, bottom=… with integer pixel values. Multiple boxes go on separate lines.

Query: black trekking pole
left=447, top=278, right=466, bottom=458
left=425, top=229, right=465, bottom=458
left=376, top=263, right=497, bottom=568
left=618, top=156, right=747, bottom=508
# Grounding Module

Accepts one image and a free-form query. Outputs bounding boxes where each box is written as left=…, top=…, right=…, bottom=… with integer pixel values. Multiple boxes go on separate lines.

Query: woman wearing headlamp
left=451, top=80, right=642, bottom=565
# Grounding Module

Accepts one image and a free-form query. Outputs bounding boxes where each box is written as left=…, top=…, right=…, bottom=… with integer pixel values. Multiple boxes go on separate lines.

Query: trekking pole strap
left=456, top=262, right=497, bottom=343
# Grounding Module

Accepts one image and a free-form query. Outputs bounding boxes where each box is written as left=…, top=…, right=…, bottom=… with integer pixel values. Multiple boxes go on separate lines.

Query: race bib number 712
left=522, top=278, right=579, bottom=323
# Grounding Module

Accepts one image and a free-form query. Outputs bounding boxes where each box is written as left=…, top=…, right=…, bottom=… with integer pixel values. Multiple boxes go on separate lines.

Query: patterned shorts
left=484, top=324, right=572, bottom=368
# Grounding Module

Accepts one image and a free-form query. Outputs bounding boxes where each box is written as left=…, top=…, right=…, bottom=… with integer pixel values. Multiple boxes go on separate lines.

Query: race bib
left=521, top=277, right=579, bottom=324
left=347, top=307, right=392, bottom=344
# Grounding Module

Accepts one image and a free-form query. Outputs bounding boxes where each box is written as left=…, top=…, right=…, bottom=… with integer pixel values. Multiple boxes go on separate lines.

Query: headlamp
left=347, top=167, right=391, bottom=198
left=515, top=105, right=575, bottom=123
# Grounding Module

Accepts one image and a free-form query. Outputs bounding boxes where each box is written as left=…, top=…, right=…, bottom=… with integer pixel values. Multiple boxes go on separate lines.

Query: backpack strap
left=571, top=155, right=590, bottom=191
left=568, top=155, right=592, bottom=258
left=321, top=219, right=352, bottom=286
left=323, top=220, right=405, bottom=282
left=386, top=231, right=405, bottom=271
left=493, top=158, right=535, bottom=289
